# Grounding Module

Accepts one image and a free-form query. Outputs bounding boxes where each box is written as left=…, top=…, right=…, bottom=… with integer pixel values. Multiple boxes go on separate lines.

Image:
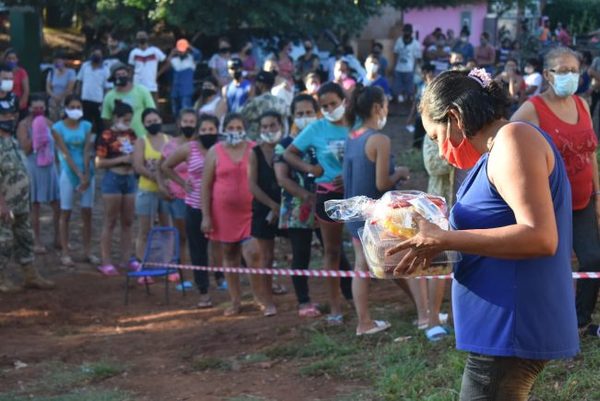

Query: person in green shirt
left=101, top=62, right=155, bottom=138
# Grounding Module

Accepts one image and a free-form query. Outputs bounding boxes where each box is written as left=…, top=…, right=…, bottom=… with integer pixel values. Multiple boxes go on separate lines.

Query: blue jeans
left=393, top=71, right=415, bottom=98
left=171, top=95, right=193, bottom=116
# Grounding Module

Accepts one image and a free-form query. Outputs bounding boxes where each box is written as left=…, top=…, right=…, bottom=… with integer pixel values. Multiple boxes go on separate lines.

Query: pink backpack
left=32, top=116, right=54, bottom=167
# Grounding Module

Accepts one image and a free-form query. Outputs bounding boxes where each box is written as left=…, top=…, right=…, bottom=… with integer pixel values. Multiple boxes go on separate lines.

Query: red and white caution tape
left=144, top=262, right=600, bottom=280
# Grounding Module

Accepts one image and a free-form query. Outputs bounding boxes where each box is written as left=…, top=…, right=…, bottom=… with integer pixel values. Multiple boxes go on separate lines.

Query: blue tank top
left=450, top=124, right=579, bottom=360
left=343, top=129, right=394, bottom=238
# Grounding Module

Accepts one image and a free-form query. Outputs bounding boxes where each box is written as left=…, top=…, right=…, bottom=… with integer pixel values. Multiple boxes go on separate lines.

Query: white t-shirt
left=393, top=38, right=422, bottom=73
left=128, top=46, right=166, bottom=92
left=524, top=72, right=543, bottom=97
left=76, top=61, right=110, bottom=103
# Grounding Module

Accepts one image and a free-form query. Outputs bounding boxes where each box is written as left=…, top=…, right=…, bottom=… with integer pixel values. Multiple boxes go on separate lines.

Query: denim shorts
left=101, top=170, right=137, bottom=195
left=135, top=190, right=170, bottom=217
left=59, top=170, right=95, bottom=211
left=169, top=198, right=187, bottom=220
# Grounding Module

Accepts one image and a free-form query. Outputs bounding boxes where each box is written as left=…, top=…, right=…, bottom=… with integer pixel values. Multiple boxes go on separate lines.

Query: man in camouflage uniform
left=241, top=70, right=289, bottom=139
left=0, top=88, right=54, bottom=293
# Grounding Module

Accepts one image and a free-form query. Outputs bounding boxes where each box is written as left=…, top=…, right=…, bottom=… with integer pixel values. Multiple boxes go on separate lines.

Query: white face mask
left=377, top=115, right=387, bottom=130
left=306, top=82, right=320, bottom=93
left=260, top=130, right=282, bottom=144
left=114, top=121, right=131, bottom=131
left=294, top=116, right=317, bottom=131
left=222, top=131, right=246, bottom=146
left=550, top=72, right=579, bottom=98
left=366, top=63, right=379, bottom=75
left=65, top=108, right=83, bottom=120
left=1, top=79, right=13, bottom=92
left=322, top=103, right=345, bottom=122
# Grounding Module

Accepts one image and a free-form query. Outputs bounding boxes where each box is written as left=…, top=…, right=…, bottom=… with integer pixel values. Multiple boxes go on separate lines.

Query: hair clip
left=467, top=68, right=493, bottom=88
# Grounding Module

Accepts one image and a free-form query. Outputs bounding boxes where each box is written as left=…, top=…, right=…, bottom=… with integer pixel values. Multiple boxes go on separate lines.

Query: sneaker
left=216, top=280, right=228, bottom=291
left=97, top=264, right=119, bottom=276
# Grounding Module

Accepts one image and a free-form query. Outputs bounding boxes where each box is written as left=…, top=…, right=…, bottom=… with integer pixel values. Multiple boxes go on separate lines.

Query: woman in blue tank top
left=343, top=85, right=409, bottom=336
left=388, top=69, right=579, bottom=401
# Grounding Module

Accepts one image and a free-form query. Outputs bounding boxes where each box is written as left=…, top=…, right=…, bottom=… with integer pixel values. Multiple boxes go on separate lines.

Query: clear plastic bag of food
left=326, top=190, right=461, bottom=278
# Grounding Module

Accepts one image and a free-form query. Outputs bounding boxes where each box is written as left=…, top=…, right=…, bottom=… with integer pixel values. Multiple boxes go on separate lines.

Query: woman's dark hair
left=179, top=108, right=198, bottom=124
left=63, top=94, right=82, bottom=107
left=291, top=94, right=318, bottom=115
left=317, top=82, right=345, bottom=101
left=222, top=112, right=246, bottom=130
left=28, top=93, right=47, bottom=107
left=419, top=70, right=510, bottom=137
left=526, top=57, right=541, bottom=71
left=346, top=84, right=386, bottom=127
left=114, top=100, right=133, bottom=118
left=141, top=107, right=161, bottom=123
left=278, top=38, right=291, bottom=51
left=198, top=113, right=219, bottom=130
left=259, top=110, right=283, bottom=127
left=3, top=48, right=17, bottom=59
left=53, top=50, right=67, bottom=60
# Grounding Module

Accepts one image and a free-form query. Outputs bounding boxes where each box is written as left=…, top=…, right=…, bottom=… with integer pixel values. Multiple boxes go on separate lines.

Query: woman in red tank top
left=512, top=46, right=600, bottom=336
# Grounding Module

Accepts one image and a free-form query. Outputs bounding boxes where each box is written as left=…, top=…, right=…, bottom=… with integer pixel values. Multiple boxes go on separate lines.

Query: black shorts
left=315, top=187, right=343, bottom=223
left=251, top=208, right=282, bottom=240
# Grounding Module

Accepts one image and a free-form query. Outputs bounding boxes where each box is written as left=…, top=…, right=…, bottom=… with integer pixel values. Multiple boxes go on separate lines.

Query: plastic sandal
left=271, top=282, right=288, bottom=295
left=97, top=264, right=119, bottom=276
left=85, top=255, right=101, bottom=265
left=137, top=277, right=155, bottom=285
left=357, top=320, right=391, bottom=336
left=298, top=303, right=322, bottom=318
left=33, top=245, right=47, bottom=254
left=325, top=314, right=344, bottom=325
left=176, top=281, right=193, bottom=291
left=197, top=296, right=213, bottom=309
left=425, top=325, right=450, bottom=342
left=60, top=255, right=75, bottom=268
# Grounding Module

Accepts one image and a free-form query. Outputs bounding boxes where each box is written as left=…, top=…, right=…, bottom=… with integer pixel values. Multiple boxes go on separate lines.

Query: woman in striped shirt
left=161, top=112, right=216, bottom=308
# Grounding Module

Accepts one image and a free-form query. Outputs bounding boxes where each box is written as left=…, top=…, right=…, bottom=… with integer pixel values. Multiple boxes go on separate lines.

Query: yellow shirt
left=138, top=134, right=168, bottom=192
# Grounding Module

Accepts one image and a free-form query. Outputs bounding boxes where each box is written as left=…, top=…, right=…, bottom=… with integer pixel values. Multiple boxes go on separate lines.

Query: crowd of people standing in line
left=1, top=21, right=600, bottom=400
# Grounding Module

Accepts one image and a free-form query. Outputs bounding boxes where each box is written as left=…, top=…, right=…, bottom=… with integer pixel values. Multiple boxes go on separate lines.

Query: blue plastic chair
left=124, top=226, right=186, bottom=305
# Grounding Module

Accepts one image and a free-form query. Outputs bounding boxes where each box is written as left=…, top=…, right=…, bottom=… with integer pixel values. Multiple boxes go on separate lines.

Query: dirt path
left=0, top=110, right=428, bottom=400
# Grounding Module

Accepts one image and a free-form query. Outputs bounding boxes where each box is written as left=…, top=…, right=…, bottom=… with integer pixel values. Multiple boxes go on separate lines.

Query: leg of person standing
left=573, top=199, right=600, bottom=328
left=288, top=228, right=320, bottom=316
left=185, top=205, right=211, bottom=307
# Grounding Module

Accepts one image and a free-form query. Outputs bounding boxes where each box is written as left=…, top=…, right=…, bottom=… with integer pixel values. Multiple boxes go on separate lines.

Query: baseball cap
left=256, top=70, right=275, bottom=86
left=227, top=57, right=243, bottom=71
left=176, top=39, right=190, bottom=53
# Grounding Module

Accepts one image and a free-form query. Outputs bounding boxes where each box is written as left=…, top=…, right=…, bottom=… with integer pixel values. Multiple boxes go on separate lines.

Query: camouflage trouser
left=0, top=212, right=34, bottom=270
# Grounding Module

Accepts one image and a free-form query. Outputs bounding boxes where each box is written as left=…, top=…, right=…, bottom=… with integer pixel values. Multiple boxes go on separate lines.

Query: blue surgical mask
left=550, top=72, right=579, bottom=97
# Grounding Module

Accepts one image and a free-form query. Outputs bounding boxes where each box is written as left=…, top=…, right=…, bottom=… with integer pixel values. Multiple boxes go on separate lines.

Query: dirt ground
left=0, top=110, right=430, bottom=400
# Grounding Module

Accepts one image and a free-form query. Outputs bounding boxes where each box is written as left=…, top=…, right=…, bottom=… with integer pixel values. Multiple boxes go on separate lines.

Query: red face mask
left=440, top=122, right=481, bottom=169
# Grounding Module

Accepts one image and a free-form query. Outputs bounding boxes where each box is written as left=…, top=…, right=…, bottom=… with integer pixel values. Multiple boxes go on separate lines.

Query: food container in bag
left=326, top=190, right=461, bottom=278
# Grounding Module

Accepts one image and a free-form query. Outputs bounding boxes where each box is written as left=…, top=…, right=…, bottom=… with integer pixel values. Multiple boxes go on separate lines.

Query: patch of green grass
left=226, top=394, right=269, bottom=401
left=191, top=356, right=232, bottom=371
left=226, top=396, right=271, bottom=401
left=299, top=356, right=344, bottom=377
left=242, top=353, right=270, bottom=364
left=40, top=360, right=124, bottom=391
left=0, top=389, right=131, bottom=401
left=264, top=343, right=303, bottom=359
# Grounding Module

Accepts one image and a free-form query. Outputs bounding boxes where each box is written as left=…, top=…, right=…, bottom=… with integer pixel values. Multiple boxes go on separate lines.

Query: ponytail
left=345, top=84, right=386, bottom=127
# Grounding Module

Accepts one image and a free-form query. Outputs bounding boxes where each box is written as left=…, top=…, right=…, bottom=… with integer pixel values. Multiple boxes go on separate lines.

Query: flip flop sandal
left=298, top=303, right=322, bottom=318
left=60, top=255, right=75, bottom=268
left=271, top=283, right=288, bottom=295
left=97, top=264, right=119, bottom=276
left=425, top=325, right=450, bottom=342
left=33, top=245, right=47, bottom=254
left=176, top=281, right=193, bottom=291
left=196, top=297, right=213, bottom=309
left=263, top=305, right=277, bottom=317
left=357, top=320, right=391, bottom=336
left=325, top=314, right=344, bottom=325
left=85, top=255, right=101, bottom=265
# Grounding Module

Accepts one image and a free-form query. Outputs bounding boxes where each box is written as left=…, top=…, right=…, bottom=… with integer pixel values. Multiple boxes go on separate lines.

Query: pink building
left=404, top=2, right=489, bottom=44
